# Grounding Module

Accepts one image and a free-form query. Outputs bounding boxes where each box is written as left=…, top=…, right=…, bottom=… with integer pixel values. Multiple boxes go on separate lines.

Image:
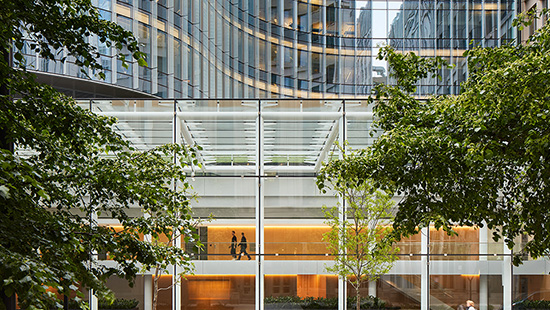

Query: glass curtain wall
left=25, top=0, right=515, bottom=99
left=74, top=99, right=532, bottom=310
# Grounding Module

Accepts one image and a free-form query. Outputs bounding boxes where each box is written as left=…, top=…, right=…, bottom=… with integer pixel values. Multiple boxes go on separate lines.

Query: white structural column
left=89, top=204, right=99, bottom=310
left=256, top=102, right=265, bottom=310
left=142, top=215, right=153, bottom=310
left=173, top=256, right=182, bottom=310
left=368, top=280, right=377, bottom=298
left=503, top=244, right=513, bottom=310
left=144, top=275, right=153, bottom=310
left=479, top=224, right=488, bottom=310
left=173, top=107, right=182, bottom=310
left=338, top=108, right=346, bottom=310
left=89, top=293, right=98, bottom=310
left=421, top=227, right=430, bottom=310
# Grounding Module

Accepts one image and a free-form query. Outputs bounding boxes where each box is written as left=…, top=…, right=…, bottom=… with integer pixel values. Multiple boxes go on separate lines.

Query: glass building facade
left=22, top=0, right=550, bottom=309
left=23, top=0, right=516, bottom=98
left=76, top=99, right=550, bottom=310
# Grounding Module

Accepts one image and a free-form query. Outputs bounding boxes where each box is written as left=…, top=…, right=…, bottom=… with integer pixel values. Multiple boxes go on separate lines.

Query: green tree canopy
left=324, top=12, right=550, bottom=265
left=0, top=0, right=200, bottom=309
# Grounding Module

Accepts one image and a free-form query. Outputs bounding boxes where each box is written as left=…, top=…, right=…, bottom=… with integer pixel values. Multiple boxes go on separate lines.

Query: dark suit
left=230, top=235, right=237, bottom=259
left=237, top=235, right=251, bottom=260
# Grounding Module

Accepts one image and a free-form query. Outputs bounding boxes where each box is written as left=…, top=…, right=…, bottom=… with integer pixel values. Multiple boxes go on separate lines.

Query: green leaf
left=37, top=189, right=50, bottom=200
left=137, top=58, right=148, bottom=67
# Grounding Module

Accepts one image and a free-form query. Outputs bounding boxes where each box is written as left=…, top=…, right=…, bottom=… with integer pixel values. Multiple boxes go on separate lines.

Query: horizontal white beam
left=96, top=111, right=173, bottom=120
left=96, top=111, right=374, bottom=121
left=182, top=165, right=317, bottom=174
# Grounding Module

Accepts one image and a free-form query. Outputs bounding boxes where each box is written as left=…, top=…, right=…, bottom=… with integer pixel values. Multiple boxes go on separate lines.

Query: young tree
left=0, top=0, right=202, bottom=309
left=318, top=149, right=398, bottom=310
left=331, top=11, right=550, bottom=265
left=145, top=215, right=211, bottom=310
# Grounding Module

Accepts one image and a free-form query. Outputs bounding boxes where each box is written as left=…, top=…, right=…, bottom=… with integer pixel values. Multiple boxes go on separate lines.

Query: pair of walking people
left=230, top=231, right=251, bottom=260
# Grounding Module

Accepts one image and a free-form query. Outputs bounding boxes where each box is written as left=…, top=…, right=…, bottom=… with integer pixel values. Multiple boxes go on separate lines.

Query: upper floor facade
left=21, top=0, right=517, bottom=99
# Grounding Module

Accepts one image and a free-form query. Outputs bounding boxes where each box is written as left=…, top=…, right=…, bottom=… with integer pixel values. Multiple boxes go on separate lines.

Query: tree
left=144, top=214, right=211, bottom=310
left=150, top=232, right=183, bottom=310
left=333, top=11, right=550, bottom=265
left=318, top=148, right=398, bottom=310
left=0, top=0, right=202, bottom=309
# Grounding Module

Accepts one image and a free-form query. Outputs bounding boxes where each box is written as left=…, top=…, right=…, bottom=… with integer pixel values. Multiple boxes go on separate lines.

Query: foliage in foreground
left=0, top=0, right=201, bottom=309
left=318, top=10, right=550, bottom=265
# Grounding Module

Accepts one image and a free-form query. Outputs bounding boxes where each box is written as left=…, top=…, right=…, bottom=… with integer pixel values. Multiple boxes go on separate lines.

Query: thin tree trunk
left=152, top=265, right=160, bottom=310
left=356, top=287, right=361, bottom=310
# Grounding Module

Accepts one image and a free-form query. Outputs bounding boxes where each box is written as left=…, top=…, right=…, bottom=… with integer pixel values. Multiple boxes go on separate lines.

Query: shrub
left=265, top=295, right=392, bottom=309
left=514, top=299, right=550, bottom=309
left=69, top=298, right=139, bottom=310
left=99, top=298, right=139, bottom=309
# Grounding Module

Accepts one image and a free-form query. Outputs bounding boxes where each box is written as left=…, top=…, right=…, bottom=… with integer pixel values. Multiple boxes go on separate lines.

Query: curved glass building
left=23, top=0, right=516, bottom=98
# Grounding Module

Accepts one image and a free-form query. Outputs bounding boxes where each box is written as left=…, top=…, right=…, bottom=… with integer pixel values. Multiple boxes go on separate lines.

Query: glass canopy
left=79, top=99, right=378, bottom=176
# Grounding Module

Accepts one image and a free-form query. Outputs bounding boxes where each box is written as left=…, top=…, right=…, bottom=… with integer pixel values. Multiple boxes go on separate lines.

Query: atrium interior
left=76, top=99, right=550, bottom=310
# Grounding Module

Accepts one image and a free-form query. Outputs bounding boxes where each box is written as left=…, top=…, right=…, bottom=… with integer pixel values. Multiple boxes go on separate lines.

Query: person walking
left=237, top=232, right=251, bottom=260
left=230, top=231, right=238, bottom=260
left=466, top=300, right=476, bottom=310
